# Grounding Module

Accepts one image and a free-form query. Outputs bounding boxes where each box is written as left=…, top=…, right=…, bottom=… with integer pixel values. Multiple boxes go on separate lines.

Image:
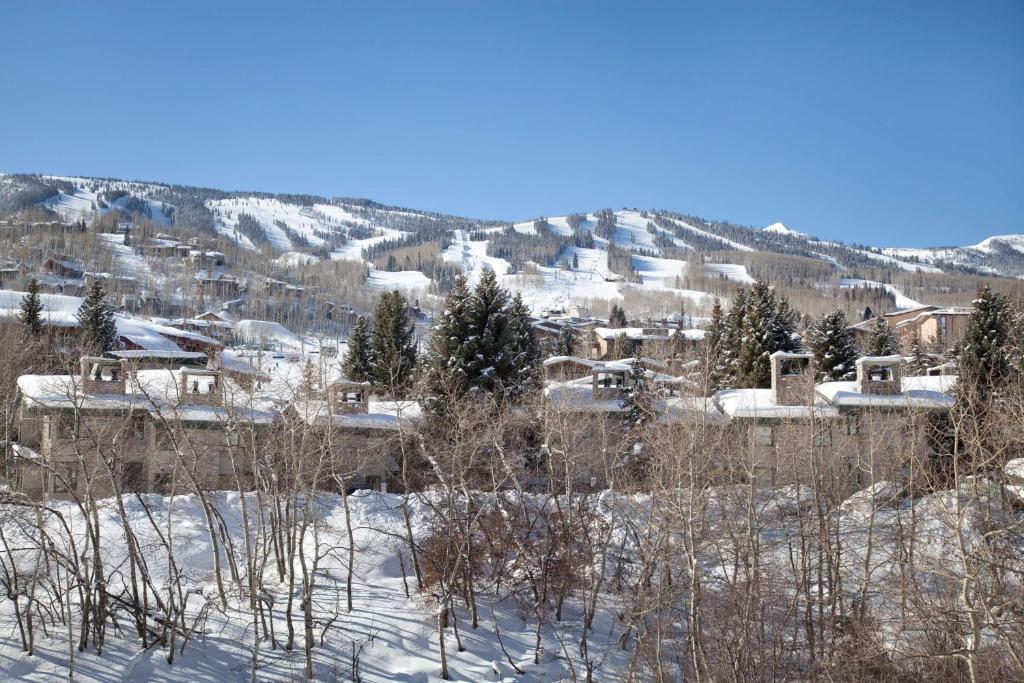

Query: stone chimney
left=327, top=381, right=370, bottom=414
left=770, top=351, right=815, bottom=406
left=80, top=356, right=127, bottom=395
left=592, top=364, right=632, bottom=401
left=856, top=356, right=903, bottom=396
left=177, top=368, right=223, bottom=406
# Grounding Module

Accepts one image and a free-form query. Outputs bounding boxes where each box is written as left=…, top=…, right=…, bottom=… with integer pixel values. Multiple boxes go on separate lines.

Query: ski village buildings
left=0, top=224, right=973, bottom=502
left=4, top=293, right=965, bottom=502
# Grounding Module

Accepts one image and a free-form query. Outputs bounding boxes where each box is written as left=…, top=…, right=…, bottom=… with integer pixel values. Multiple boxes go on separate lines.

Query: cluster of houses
left=543, top=350, right=957, bottom=490
left=7, top=339, right=960, bottom=502
left=2, top=284, right=978, bottom=502
left=10, top=354, right=412, bottom=500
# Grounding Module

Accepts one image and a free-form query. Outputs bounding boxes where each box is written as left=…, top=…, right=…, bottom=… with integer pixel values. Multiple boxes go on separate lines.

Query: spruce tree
left=806, top=308, right=859, bottom=382
left=736, top=281, right=799, bottom=388
left=466, top=269, right=512, bottom=392
left=865, top=316, right=900, bottom=356
left=670, top=329, right=687, bottom=357
left=609, top=304, right=628, bottom=328
left=422, top=272, right=538, bottom=409
left=554, top=324, right=577, bottom=357
left=504, top=293, right=540, bottom=396
left=19, top=278, right=44, bottom=337
left=957, top=286, right=1013, bottom=399
left=342, top=315, right=373, bottom=382
left=704, top=298, right=727, bottom=390
left=714, top=287, right=748, bottom=390
left=423, top=276, right=473, bottom=404
left=905, top=334, right=934, bottom=376
left=622, top=359, right=656, bottom=427
left=369, top=291, right=417, bottom=393
left=77, top=281, right=117, bottom=354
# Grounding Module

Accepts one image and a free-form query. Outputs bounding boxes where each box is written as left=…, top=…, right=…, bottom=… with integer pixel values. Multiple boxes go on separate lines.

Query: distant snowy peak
left=967, top=234, right=1024, bottom=256
left=763, top=222, right=807, bottom=238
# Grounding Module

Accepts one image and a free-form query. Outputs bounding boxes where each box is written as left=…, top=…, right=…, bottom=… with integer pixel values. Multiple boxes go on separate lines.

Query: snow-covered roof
left=544, top=378, right=629, bottom=414
left=109, top=350, right=208, bottom=361
left=290, top=399, right=418, bottom=431
left=815, top=375, right=957, bottom=409
left=714, top=388, right=838, bottom=420
left=770, top=350, right=813, bottom=360
left=541, top=356, right=600, bottom=369
left=17, top=370, right=277, bottom=424
left=659, top=397, right=728, bottom=425
left=593, top=327, right=672, bottom=341
left=856, top=355, right=902, bottom=365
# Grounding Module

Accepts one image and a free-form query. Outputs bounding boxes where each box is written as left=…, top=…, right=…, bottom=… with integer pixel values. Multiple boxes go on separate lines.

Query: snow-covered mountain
left=882, top=234, right=1024, bottom=277
left=2, top=173, right=1021, bottom=318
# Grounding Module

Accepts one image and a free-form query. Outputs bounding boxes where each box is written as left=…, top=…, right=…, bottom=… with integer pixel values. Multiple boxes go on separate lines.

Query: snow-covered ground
left=440, top=230, right=511, bottom=284
left=762, top=221, right=808, bottom=238
left=658, top=215, right=755, bottom=252
left=207, top=197, right=332, bottom=251
left=331, top=227, right=408, bottom=262
left=1, top=475, right=1019, bottom=681
left=702, top=262, right=756, bottom=284
left=840, top=277, right=922, bottom=310
left=366, top=269, right=432, bottom=293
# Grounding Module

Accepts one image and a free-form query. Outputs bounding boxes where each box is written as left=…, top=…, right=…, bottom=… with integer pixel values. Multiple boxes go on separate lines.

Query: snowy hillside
left=2, top=172, right=1022, bottom=318
left=1, top=474, right=1021, bottom=682
left=883, top=234, right=1024, bottom=277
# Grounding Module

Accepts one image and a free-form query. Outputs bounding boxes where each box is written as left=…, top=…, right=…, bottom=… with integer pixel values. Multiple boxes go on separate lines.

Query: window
left=52, top=463, right=79, bottom=494
left=814, top=429, right=833, bottom=448
left=753, top=425, right=774, bottom=447
left=780, top=359, right=808, bottom=377
left=844, top=415, right=859, bottom=436
left=868, top=366, right=893, bottom=381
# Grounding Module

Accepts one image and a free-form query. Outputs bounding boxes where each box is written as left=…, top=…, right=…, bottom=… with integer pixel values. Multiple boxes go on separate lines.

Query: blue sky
left=1, top=1, right=1020, bottom=247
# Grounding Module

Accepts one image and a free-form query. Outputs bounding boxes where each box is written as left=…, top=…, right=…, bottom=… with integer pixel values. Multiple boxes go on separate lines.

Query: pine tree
left=622, top=359, right=657, bottom=427
left=670, top=329, right=687, bottom=357
left=554, top=324, right=578, bottom=357
left=957, top=286, right=1013, bottom=399
left=466, top=269, right=512, bottom=392
left=572, top=253, right=579, bottom=269
left=609, top=304, right=628, bottom=328
left=19, top=278, right=44, bottom=337
left=736, top=281, right=800, bottom=388
left=704, top=298, right=728, bottom=390
left=504, top=293, right=540, bottom=396
left=369, top=291, right=417, bottom=393
left=865, top=316, right=900, bottom=356
left=423, top=276, right=473, bottom=405
left=342, top=315, right=373, bottom=382
left=713, top=287, right=748, bottom=390
left=77, top=281, right=117, bottom=354
left=905, top=334, right=934, bottom=376
left=422, top=272, right=538, bottom=409
left=806, top=309, right=859, bottom=382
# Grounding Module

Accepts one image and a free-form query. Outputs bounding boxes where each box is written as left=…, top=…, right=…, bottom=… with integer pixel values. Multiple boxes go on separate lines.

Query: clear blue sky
left=1, top=1, right=1021, bottom=247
